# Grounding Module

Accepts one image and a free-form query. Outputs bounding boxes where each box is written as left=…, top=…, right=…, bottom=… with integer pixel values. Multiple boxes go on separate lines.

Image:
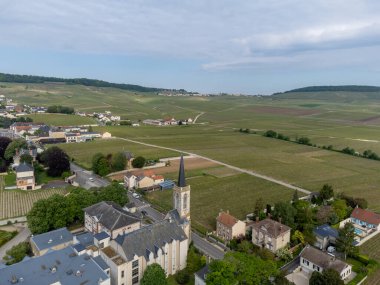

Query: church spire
left=177, top=155, right=186, bottom=187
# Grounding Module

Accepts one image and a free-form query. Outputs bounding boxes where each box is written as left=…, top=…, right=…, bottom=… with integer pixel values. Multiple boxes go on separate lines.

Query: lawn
left=4, top=172, right=16, bottom=187
left=146, top=173, right=299, bottom=230
left=25, top=113, right=96, bottom=126
left=57, top=138, right=180, bottom=169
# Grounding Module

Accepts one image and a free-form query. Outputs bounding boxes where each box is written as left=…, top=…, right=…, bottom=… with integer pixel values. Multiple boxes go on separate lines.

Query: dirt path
left=193, top=112, right=205, bottom=123
left=115, top=137, right=311, bottom=194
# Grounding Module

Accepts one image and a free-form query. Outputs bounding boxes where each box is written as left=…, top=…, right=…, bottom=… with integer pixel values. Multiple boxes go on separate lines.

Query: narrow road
left=0, top=226, right=31, bottom=262
left=193, top=112, right=205, bottom=124
left=116, top=137, right=311, bottom=194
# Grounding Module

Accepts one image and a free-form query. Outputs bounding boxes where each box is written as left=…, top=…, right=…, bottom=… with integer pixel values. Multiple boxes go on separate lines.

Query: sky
left=0, top=0, right=380, bottom=94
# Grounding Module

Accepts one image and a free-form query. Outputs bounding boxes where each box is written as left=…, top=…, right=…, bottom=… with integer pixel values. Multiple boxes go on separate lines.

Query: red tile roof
left=351, top=207, right=380, bottom=226
left=216, top=212, right=239, bottom=227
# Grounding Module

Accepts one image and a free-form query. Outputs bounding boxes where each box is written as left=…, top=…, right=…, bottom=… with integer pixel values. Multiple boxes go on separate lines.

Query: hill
left=0, top=72, right=186, bottom=93
left=281, top=85, right=380, bottom=93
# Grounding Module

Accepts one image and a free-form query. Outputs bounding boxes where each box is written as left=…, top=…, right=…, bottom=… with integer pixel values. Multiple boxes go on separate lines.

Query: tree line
left=46, top=105, right=74, bottom=114
left=92, top=152, right=146, bottom=176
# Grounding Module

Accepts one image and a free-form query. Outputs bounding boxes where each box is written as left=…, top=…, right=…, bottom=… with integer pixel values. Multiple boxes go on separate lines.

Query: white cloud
left=0, top=0, right=380, bottom=71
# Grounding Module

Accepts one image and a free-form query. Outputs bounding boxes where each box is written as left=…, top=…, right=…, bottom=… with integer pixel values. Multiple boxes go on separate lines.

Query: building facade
left=15, top=162, right=36, bottom=190
left=216, top=211, right=246, bottom=242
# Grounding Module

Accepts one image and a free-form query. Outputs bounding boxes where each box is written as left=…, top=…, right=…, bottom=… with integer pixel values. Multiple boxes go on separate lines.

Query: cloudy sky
left=1, top=0, right=380, bottom=94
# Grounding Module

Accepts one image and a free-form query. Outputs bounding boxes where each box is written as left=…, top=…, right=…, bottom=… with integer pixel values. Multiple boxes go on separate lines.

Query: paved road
left=0, top=226, right=31, bottom=262
left=128, top=193, right=225, bottom=260
left=70, top=163, right=110, bottom=189
left=116, top=137, right=311, bottom=194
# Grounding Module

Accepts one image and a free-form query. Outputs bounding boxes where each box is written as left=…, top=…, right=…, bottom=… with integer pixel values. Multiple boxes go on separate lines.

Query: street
left=0, top=226, right=31, bottom=262
left=70, top=162, right=110, bottom=189
left=128, top=193, right=225, bottom=260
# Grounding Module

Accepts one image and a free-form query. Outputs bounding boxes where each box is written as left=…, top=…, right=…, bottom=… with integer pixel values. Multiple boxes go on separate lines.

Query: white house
left=300, top=245, right=352, bottom=280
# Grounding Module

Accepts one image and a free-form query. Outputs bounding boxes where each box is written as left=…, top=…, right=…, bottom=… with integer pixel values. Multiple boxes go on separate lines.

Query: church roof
left=177, top=155, right=186, bottom=187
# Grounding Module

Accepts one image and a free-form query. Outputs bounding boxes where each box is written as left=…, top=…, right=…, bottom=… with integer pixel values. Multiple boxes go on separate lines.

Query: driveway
left=42, top=180, right=70, bottom=189
left=70, top=163, right=110, bottom=189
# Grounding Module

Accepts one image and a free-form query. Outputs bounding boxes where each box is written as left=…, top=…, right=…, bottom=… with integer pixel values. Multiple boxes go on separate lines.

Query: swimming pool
left=354, top=228, right=363, bottom=235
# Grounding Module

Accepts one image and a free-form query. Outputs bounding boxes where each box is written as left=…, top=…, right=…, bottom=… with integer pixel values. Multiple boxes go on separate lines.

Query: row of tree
left=47, top=105, right=74, bottom=114
left=92, top=153, right=146, bottom=176
left=27, top=182, right=128, bottom=234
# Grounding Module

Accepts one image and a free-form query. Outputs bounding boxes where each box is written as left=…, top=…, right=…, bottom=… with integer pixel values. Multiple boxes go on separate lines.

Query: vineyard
left=0, top=177, right=67, bottom=220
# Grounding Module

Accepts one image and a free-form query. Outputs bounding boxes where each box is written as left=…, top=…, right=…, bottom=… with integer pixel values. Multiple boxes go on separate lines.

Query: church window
left=183, top=194, right=188, bottom=210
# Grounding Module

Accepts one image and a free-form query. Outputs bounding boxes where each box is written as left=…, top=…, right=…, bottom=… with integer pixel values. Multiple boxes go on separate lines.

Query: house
left=136, top=175, right=155, bottom=189
left=102, top=132, right=112, bottom=139
left=300, top=245, right=352, bottom=280
left=251, top=218, right=291, bottom=253
left=30, top=227, right=73, bottom=256
left=101, top=218, right=189, bottom=285
left=216, top=211, right=246, bottom=242
left=314, top=224, right=339, bottom=250
left=0, top=246, right=110, bottom=285
left=15, top=162, right=36, bottom=190
left=124, top=172, right=137, bottom=190
left=350, top=207, right=380, bottom=231
left=194, top=265, right=209, bottom=285
left=84, top=201, right=142, bottom=239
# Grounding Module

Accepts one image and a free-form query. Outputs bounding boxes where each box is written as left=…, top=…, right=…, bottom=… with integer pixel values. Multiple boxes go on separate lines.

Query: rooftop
left=0, top=246, right=109, bottom=285
left=300, top=245, right=350, bottom=273
left=314, top=224, right=339, bottom=239
left=84, top=201, right=141, bottom=231
left=351, top=207, right=380, bottom=226
left=31, top=227, right=73, bottom=251
left=217, top=211, right=240, bottom=227
left=251, top=218, right=291, bottom=238
left=15, top=162, right=34, bottom=173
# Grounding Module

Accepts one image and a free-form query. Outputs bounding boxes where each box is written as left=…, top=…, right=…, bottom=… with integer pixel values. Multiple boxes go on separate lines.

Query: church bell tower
left=173, top=155, right=191, bottom=237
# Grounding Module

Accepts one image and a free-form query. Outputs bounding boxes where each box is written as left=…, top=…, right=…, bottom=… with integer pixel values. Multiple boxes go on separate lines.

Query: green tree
left=264, top=130, right=277, bottom=138
left=206, top=260, right=236, bottom=285
left=132, top=156, right=146, bottom=168
left=0, top=136, right=12, bottom=159
left=272, top=201, right=297, bottom=228
left=40, top=147, right=70, bottom=177
left=291, top=230, right=305, bottom=245
left=141, top=264, right=167, bottom=285
left=66, top=188, right=97, bottom=224
left=332, top=199, right=348, bottom=221
left=297, top=137, right=311, bottom=145
left=96, top=182, right=128, bottom=206
left=3, top=242, right=31, bottom=265
left=20, top=153, right=33, bottom=164
left=320, top=184, right=334, bottom=201
left=310, top=269, right=344, bottom=285
left=96, top=157, right=111, bottom=176
left=4, top=138, right=27, bottom=160
left=254, top=197, right=265, bottom=216
left=112, top=152, right=126, bottom=171
left=336, top=222, right=357, bottom=260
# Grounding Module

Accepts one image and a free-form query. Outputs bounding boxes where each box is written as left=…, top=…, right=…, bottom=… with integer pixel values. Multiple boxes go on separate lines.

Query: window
left=132, top=276, right=139, bottom=284
left=183, top=193, right=188, bottom=210
left=132, top=260, right=139, bottom=268
left=132, top=268, right=138, bottom=276
left=121, top=270, right=124, bottom=278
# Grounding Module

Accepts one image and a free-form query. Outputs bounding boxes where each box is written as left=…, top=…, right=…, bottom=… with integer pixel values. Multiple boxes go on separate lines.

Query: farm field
left=0, top=178, right=67, bottom=220
left=146, top=173, right=299, bottom=230
left=360, top=235, right=380, bottom=285
left=57, top=138, right=180, bottom=169
left=25, top=113, right=96, bottom=126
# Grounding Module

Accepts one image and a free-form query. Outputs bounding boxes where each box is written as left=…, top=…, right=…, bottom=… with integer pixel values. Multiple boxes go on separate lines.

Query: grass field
left=57, top=138, right=180, bottom=169
left=147, top=173, right=298, bottom=230
left=25, top=113, right=96, bottom=126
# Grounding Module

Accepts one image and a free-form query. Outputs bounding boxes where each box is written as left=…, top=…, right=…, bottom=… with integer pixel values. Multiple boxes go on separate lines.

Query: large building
left=15, top=162, right=36, bottom=190
left=94, top=155, right=191, bottom=285
left=251, top=218, right=291, bottom=253
left=216, top=211, right=246, bottom=242
left=0, top=246, right=111, bottom=285
left=30, top=227, right=73, bottom=256
left=84, top=201, right=142, bottom=239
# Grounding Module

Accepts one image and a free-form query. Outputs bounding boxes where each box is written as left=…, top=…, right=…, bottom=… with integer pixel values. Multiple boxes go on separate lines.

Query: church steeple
left=177, top=155, right=186, bottom=187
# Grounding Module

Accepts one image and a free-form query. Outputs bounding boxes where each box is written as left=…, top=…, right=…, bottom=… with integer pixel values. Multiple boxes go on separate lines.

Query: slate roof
left=300, top=245, right=350, bottom=273
left=351, top=207, right=380, bottom=226
left=31, top=227, right=73, bottom=251
left=94, top=232, right=110, bottom=241
left=0, top=246, right=109, bottom=285
left=314, top=224, right=339, bottom=239
left=15, top=162, right=34, bottom=173
left=217, top=211, right=240, bottom=227
left=251, top=218, right=291, bottom=238
left=93, top=255, right=109, bottom=271
left=195, top=265, right=209, bottom=281
left=114, top=218, right=187, bottom=260
left=74, top=232, right=94, bottom=248
left=177, top=155, right=186, bottom=187
left=84, top=201, right=141, bottom=231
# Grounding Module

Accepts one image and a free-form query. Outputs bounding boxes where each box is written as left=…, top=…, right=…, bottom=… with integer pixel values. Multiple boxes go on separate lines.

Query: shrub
left=175, top=269, right=190, bottom=284
left=264, top=130, right=277, bottom=138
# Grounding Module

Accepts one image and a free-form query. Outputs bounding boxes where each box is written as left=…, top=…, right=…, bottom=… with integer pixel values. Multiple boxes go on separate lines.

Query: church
left=98, top=155, right=191, bottom=285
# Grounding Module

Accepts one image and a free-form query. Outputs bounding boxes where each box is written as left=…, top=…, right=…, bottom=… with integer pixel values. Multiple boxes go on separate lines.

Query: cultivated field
left=57, top=138, right=180, bottom=169
left=360, top=233, right=380, bottom=262
left=0, top=177, right=67, bottom=220
left=147, top=173, right=299, bottom=230
left=25, top=113, right=96, bottom=126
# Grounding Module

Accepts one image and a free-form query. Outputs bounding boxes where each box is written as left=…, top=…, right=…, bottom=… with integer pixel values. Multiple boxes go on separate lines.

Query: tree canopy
left=141, top=264, right=167, bottom=285
left=132, top=156, right=146, bottom=168
left=40, top=146, right=70, bottom=177
left=309, top=269, right=344, bottom=285
left=336, top=222, right=357, bottom=260
left=4, top=138, right=27, bottom=160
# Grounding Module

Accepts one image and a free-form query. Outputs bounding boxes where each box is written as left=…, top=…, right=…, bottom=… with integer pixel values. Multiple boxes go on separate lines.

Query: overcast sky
left=1, top=0, right=380, bottom=94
